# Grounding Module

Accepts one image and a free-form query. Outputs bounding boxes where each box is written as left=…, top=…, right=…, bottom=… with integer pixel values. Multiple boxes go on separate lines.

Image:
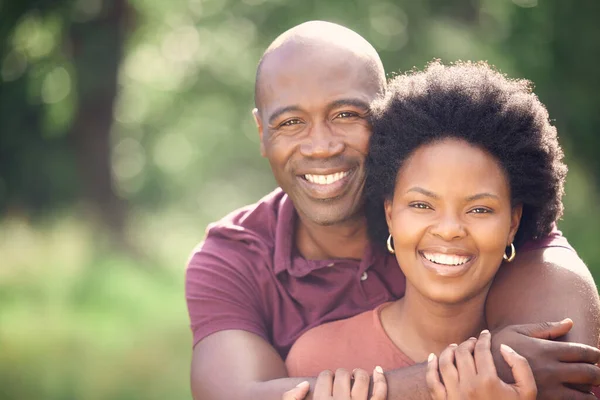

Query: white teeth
left=304, top=171, right=349, bottom=185
left=423, top=252, right=471, bottom=266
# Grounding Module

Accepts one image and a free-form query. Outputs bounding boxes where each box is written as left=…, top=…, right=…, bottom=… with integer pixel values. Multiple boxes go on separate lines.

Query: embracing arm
left=192, top=330, right=433, bottom=400
left=487, top=246, right=600, bottom=345
left=192, top=330, right=431, bottom=400
left=191, top=330, right=311, bottom=399
left=485, top=246, right=600, bottom=398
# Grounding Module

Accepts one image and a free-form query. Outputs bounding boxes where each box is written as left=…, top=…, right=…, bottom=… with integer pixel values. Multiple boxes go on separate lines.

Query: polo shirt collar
left=273, top=193, right=381, bottom=278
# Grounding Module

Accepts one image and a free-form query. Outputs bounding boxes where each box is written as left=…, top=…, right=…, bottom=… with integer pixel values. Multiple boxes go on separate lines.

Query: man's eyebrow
left=328, top=98, right=371, bottom=111
left=406, top=187, right=439, bottom=199
left=268, top=105, right=302, bottom=125
left=466, top=192, right=500, bottom=202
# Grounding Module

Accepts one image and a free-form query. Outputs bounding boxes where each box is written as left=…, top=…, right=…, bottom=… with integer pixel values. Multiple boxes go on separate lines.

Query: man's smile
left=303, top=170, right=350, bottom=185
left=296, top=168, right=357, bottom=200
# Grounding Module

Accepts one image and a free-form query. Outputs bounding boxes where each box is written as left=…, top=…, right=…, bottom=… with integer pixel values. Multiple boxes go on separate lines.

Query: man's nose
left=430, top=211, right=466, bottom=241
left=299, top=122, right=345, bottom=158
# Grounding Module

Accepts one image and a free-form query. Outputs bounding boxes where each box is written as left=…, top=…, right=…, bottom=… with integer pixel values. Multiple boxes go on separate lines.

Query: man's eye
left=280, top=119, right=302, bottom=127
left=335, top=111, right=358, bottom=119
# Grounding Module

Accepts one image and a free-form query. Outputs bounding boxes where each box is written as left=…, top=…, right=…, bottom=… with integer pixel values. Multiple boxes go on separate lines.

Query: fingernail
left=296, top=381, right=309, bottom=388
left=500, top=344, right=515, bottom=354
left=560, top=318, right=573, bottom=324
left=469, top=337, right=477, bottom=340
left=428, top=353, right=435, bottom=362
left=449, top=343, right=458, bottom=347
left=375, top=366, right=384, bottom=374
left=480, top=329, right=490, bottom=335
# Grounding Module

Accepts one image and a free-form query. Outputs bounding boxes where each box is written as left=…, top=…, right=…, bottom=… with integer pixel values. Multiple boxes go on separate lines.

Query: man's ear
left=508, top=204, right=523, bottom=245
left=252, top=108, right=266, bottom=157
left=384, top=198, right=394, bottom=233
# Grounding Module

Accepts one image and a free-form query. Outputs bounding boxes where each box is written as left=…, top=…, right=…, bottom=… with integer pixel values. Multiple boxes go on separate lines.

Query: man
left=186, top=21, right=600, bottom=399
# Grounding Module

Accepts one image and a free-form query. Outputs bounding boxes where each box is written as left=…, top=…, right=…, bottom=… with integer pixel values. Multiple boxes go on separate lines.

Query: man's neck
left=380, top=284, right=489, bottom=363
left=295, top=213, right=369, bottom=260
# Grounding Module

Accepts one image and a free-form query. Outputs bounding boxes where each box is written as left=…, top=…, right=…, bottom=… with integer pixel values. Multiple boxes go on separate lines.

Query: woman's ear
left=508, top=204, right=523, bottom=244
left=384, top=198, right=394, bottom=233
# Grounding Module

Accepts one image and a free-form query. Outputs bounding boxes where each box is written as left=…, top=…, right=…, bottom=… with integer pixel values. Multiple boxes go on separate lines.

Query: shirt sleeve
left=185, top=233, right=268, bottom=347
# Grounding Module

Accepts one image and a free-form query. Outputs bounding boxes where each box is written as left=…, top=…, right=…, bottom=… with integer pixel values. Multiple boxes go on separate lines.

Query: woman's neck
left=380, top=283, right=490, bottom=362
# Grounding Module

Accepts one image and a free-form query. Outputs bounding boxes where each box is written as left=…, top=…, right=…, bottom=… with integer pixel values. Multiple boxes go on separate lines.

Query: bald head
left=254, top=21, right=386, bottom=110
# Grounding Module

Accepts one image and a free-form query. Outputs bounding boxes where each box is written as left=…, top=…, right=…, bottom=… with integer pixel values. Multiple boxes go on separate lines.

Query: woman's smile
left=418, top=250, right=476, bottom=278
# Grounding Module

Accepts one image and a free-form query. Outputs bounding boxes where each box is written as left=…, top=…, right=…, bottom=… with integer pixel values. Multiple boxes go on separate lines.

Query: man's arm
left=190, top=242, right=600, bottom=400
left=486, top=246, right=600, bottom=397
left=191, top=330, right=309, bottom=399
left=191, top=330, right=432, bottom=400
left=487, top=247, right=600, bottom=344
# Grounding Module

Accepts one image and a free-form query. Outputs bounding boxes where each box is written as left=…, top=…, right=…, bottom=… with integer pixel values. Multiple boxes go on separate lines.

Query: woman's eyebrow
left=406, top=187, right=438, bottom=199
left=466, top=193, right=500, bottom=202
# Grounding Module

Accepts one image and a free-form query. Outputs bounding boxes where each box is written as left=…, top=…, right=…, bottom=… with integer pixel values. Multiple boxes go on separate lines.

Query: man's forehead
left=258, top=44, right=380, bottom=113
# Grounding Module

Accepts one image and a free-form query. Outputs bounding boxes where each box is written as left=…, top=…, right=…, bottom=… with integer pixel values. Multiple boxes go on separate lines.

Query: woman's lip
left=419, top=251, right=476, bottom=277
left=419, top=247, right=474, bottom=257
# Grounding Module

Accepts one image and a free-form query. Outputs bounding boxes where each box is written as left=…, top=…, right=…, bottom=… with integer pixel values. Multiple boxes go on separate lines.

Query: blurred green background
left=1, top=0, right=599, bottom=399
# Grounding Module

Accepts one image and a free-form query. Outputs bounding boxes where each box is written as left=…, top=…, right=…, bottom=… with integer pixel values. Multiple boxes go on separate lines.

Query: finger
left=500, top=345, right=537, bottom=399
left=282, top=381, right=310, bottom=400
left=549, top=362, right=600, bottom=386
left=517, top=318, right=573, bottom=340
left=541, top=386, right=598, bottom=400
left=370, top=366, right=388, bottom=400
left=314, top=370, right=334, bottom=397
left=565, top=383, right=593, bottom=393
left=426, top=353, right=447, bottom=400
left=438, top=344, right=459, bottom=394
left=350, top=368, right=370, bottom=399
left=474, top=330, right=497, bottom=377
left=553, top=342, right=600, bottom=364
left=332, top=368, right=351, bottom=399
left=454, top=337, right=477, bottom=382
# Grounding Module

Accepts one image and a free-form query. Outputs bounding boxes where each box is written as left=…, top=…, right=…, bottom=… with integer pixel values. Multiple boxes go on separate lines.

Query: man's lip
left=296, top=168, right=356, bottom=199
left=296, top=167, right=354, bottom=176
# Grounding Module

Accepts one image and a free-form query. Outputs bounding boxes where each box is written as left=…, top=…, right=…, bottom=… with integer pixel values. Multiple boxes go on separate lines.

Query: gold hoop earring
left=386, top=234, right=395, bottom=254
left=503, top=243, right=516, bottom=262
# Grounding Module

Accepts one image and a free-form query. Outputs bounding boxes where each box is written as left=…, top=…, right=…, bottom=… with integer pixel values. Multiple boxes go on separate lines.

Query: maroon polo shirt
left=185, top=188, right=573, bottom=358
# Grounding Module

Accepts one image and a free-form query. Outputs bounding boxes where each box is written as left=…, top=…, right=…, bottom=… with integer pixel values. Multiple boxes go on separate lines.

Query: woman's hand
left=282, top=381, right=310, bottom=400
left=426, top=330, right=537, bottom=400
left=282, top=366, right=387, bottom=400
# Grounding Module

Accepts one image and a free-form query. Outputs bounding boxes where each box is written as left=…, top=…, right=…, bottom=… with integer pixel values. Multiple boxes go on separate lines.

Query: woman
left=283, top=60, right=568, bottom=399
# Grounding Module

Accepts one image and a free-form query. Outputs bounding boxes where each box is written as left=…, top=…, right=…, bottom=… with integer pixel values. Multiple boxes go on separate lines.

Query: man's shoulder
left=206, top=187, right=286, bottom=241
left=520, top=225, right=574, bottom=253
left=187, top=187, right=290, bottom=270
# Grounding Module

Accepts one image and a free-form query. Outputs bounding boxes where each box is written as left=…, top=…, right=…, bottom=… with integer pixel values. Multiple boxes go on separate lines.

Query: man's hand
left=491, top=319, right=600, bottom=399
left=426, top=331, right=537, bottom=400
left=281, top=367, right=387, bottom=400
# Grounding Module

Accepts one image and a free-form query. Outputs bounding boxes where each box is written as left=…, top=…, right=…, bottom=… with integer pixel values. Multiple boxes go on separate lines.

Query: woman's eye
left=410, top=202, right=431, bottom=210
left=469, top=207, right=491, bottom=214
